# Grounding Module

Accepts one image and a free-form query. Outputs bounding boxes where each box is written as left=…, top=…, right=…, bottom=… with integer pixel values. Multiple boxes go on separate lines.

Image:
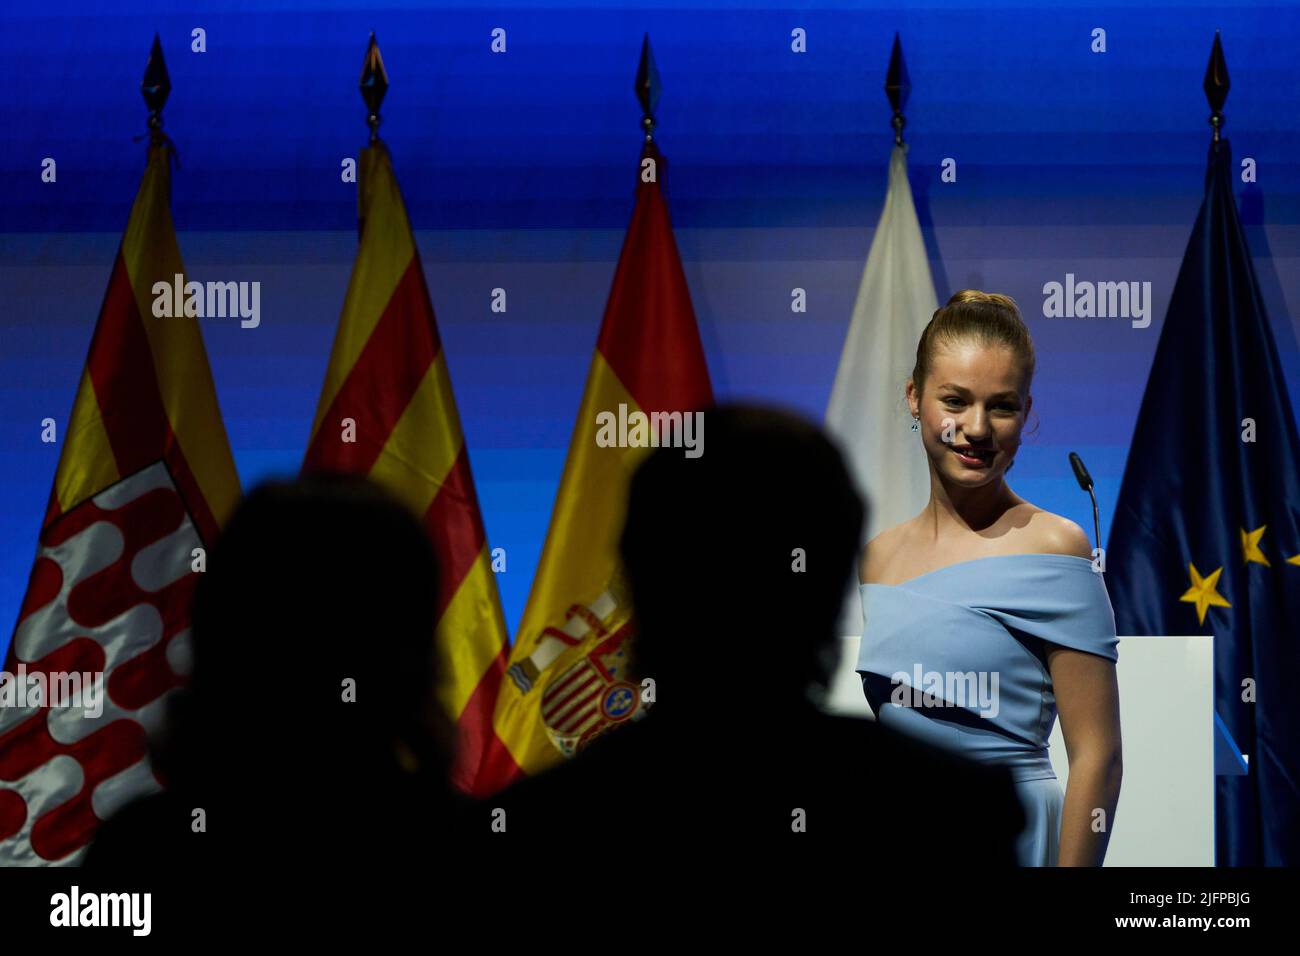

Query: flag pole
left=635, top=33, right=660, bottom=145
left=141, top=33, right=171, bottom=147
left=1204, top=30, right=1228, bottom=144
left=884, top=32, right=910, bottom=147
left=361, top=31, right=388, bottom=144
left=356, top=33, right=389, bottom=239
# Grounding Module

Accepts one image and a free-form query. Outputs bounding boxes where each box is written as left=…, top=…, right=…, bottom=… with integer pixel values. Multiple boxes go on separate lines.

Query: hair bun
left=946, top=289, right=1021, bottom=314
left=913, top=289, right=1035, bottom=400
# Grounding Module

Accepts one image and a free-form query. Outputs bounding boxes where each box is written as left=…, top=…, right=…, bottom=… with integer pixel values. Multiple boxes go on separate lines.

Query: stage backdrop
left=2, top=0, right=1299, bottom=648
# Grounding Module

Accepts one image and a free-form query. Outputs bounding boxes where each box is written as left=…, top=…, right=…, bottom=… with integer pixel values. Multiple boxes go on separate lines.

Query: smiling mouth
left=951, top=446, right=995, bottom=466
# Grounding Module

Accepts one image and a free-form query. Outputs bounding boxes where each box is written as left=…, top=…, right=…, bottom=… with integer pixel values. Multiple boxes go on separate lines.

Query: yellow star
left=1288, top=553, right=1300, bottom=567
left=1241, top=526, right=1271, bottom=567
left=1180, top=563, right=1232, bottom=626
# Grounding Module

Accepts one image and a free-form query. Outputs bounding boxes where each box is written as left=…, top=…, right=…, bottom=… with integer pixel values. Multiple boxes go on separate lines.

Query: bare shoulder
left=1018, top=507, right=1094, bottom=559
left=859, top=519, right=914, bottom=584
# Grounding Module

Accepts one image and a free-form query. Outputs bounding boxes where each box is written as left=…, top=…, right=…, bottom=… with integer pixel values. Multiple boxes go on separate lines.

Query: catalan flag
left=490, top=137, right=713, bottom=785
left=0, top=121, right=240, bottom=861
left=301, top=137, right=517, bottom=796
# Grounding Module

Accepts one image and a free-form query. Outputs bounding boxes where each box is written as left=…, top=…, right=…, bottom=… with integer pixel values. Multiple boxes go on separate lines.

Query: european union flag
left=1107, top=136, right=1300, bottom=865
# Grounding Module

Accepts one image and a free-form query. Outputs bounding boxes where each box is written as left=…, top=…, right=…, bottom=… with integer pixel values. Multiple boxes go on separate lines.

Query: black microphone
left=1069, top=451, right=1101, bottom=561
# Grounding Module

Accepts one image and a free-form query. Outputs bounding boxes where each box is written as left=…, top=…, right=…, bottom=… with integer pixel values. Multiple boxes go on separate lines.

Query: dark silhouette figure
left=84, top=473, right=469, bottom=870
left=494, top=404, right=1026, bottom=863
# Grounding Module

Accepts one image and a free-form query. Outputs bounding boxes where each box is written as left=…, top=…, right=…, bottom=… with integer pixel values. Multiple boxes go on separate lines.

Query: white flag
left=826, top=143, right=938, bottom=636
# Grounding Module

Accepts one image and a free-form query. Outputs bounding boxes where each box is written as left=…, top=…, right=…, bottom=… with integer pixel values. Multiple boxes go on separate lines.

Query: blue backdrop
left=2, top=0, right=1299, bottom=650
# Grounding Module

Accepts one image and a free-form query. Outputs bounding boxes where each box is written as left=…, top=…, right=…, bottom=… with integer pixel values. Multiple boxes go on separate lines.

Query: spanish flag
left=0, top=136, right=240, bottom=864
left=302, top=141, right=517, bottom=795
left=490, top=140, right=713, bottom=785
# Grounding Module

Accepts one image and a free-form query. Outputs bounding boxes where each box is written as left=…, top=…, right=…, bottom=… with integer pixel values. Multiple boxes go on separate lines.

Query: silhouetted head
left=619, top=404, right=865, bottom=716
left=160, top=473, right=451, bottom=808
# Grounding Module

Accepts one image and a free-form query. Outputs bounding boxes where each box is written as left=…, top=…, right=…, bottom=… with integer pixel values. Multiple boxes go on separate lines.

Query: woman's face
left=908, top=339, right=1030, bottom=488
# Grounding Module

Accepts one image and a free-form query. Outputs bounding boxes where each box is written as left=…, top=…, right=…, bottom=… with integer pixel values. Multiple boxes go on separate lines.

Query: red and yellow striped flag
left=489, top=140, right=713, bottom=785
left=0, top=140, right=241, bottom=863
left=302, top=142, right=517, bottom=795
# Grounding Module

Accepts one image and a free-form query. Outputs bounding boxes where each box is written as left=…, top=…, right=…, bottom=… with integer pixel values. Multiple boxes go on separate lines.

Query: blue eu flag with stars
left=1107, top=137, right=1300, bottom=866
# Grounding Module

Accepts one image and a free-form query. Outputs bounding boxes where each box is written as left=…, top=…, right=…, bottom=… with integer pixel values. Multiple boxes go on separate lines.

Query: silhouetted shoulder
left=488, top=718, right=663, bottom=840
left=816, top=711, right=1000, bottom=784
left=82, top=790, right=192, bottom=868
left=809, top=713, right=1023, bottom=864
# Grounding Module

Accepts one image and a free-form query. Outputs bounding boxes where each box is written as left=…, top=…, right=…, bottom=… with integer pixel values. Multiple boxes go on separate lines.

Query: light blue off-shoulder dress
left=856, top=553, right=1119, bottom=866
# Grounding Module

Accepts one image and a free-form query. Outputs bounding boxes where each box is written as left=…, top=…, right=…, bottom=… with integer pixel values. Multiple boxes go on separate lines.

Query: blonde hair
left=911, top=289, right=1035, bottom=401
